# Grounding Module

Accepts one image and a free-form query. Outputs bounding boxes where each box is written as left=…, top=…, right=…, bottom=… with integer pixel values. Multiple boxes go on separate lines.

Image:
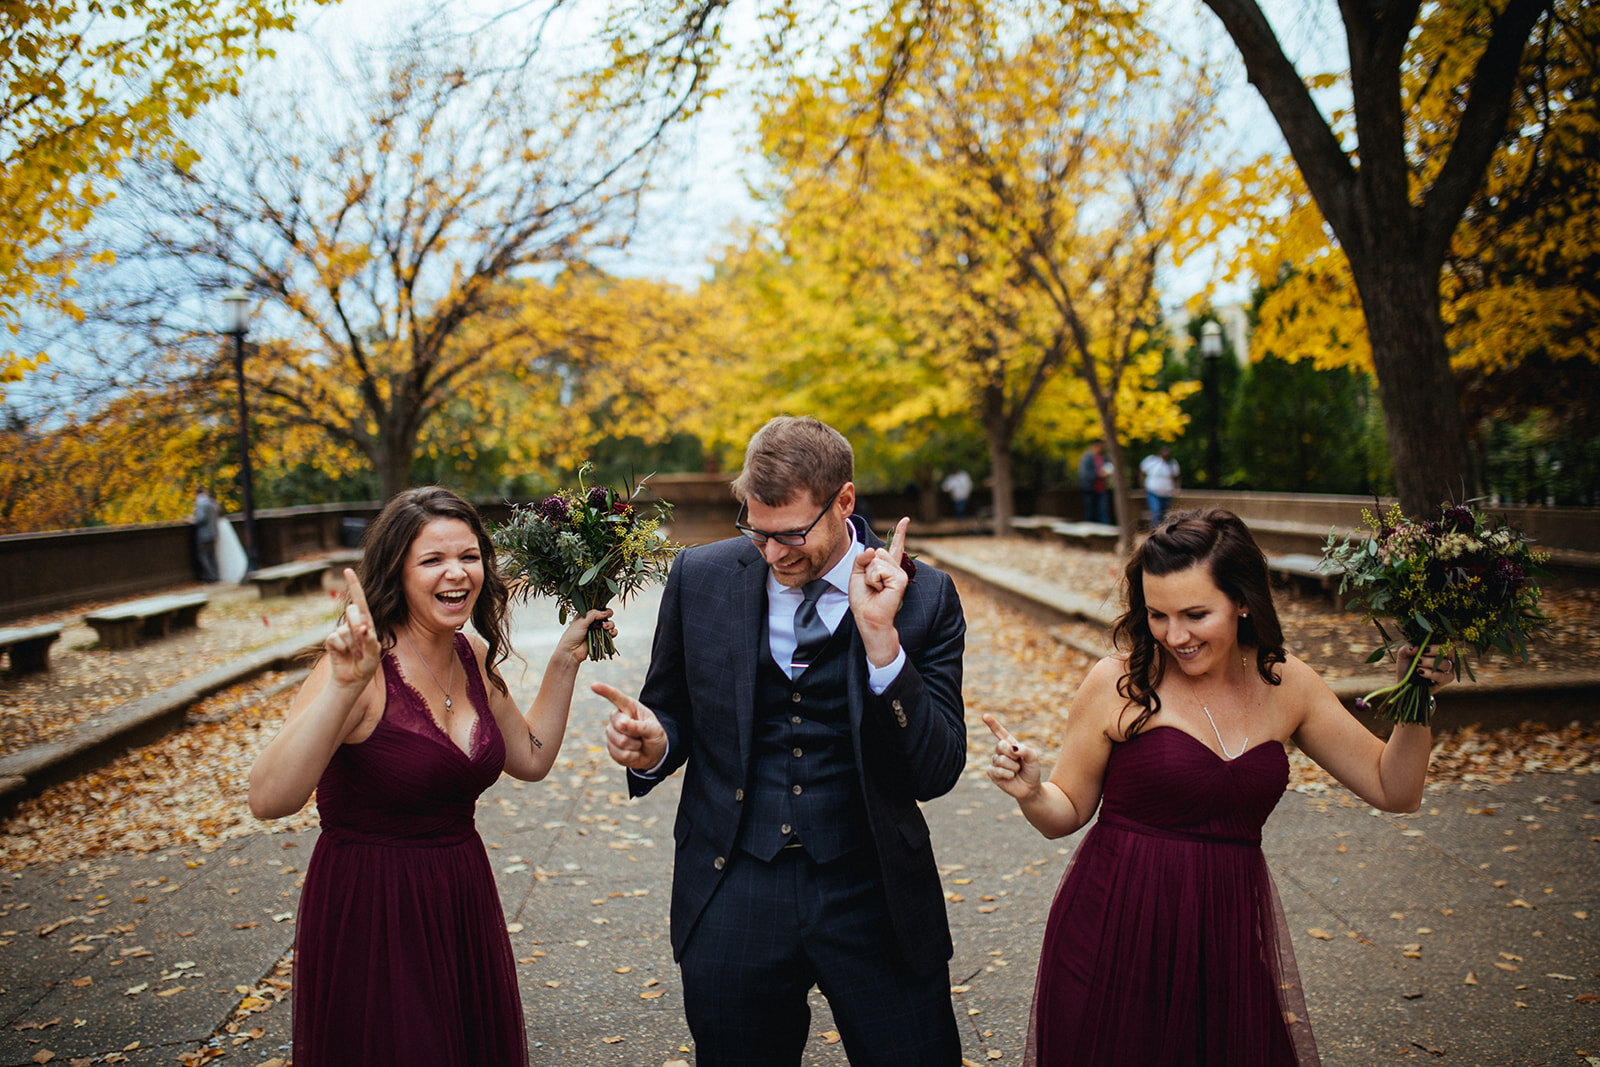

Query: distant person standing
left=1139, top=446, right=1181, bottom=527
left=941, top=468, right=974, bottom=518
left=193, top=488, right=221, bottom=583
left=1078, top=441, right=1111, bottom=525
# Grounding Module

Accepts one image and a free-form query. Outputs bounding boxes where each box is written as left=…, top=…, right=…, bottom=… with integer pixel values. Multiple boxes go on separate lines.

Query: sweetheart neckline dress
left=1026, top=724, right=1320, bottom=1066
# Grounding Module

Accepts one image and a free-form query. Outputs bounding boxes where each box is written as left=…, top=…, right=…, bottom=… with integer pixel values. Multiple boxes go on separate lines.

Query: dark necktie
left=790, top=579, right=832, bottom=674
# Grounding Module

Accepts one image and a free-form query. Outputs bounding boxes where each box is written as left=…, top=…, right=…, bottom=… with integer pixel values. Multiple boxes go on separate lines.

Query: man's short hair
left=730, top=416, right=853, bottom=507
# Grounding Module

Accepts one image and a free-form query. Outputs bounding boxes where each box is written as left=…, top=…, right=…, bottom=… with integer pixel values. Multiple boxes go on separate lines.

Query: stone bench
left=1046, top=521, right=1122, bottom=549
left=83, top=592, right=210, bottom=650
left=1267, top=553, right=1345, bottom=599
left=1009, top=515, right=1060, bottom=536
left=1009, top=517, right=1121, bottom=549
left=249, top=559, right=335, bottom=598
left=0, top=622, right=64, bottom=675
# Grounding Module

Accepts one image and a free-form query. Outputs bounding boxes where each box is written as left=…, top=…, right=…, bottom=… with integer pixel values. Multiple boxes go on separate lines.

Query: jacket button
left=780, top=823, right=792, bottom=835
left=791, top=784, right=803, bottom=795
left=792, top=747, right=803, bottom=758
left=713, top=856, right=725, bottom=870
left=791, top=715, right=802, bottom=725
left=791, top=692, right=802, bottom=703
left=734, top=789, right=745, bottom=802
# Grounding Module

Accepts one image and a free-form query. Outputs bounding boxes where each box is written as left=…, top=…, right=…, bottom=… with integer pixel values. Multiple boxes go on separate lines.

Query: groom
left=594, top=415, right=967, bottom=1065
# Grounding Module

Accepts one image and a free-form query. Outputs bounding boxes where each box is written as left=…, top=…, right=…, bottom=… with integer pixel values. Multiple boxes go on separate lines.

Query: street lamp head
left=1199, top=320, right=1223, bottom=360
left=221, top=286, right=251, bottom=337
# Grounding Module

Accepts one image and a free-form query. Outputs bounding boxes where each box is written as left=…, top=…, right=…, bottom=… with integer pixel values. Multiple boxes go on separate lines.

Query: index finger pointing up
left=887, top=516, right=910, bottom=563
left=342, top=568, right=372, bottom=626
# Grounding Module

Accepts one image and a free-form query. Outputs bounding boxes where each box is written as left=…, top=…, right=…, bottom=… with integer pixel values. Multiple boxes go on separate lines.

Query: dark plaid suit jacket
left=629, top=515, right=967, bottom=976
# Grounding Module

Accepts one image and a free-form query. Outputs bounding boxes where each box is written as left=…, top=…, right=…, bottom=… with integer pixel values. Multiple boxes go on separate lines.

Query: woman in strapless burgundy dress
left=984, top=509, right=1453, bottom=1067
left=248, top=487, right=614, bottom=1067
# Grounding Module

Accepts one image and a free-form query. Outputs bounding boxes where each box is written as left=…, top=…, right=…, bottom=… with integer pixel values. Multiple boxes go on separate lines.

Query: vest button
left=734, top=788, right=745, bottom=802
left=790, top=691, right=802, bottom=703
left=791, top=715, right=802, bottom=725
left=713, top=856, right=725, bottom=870
left=792, top=747, right=803, bottom=758
left=780, top=823, right=792, bottom=835
left=791, top=784, right=803, bottom=795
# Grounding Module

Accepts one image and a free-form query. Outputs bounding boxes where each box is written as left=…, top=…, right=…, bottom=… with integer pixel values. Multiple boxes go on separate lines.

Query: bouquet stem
left=587, top=621, right=617, bottom=662
left=1356, top=645, right=1434, bottom=726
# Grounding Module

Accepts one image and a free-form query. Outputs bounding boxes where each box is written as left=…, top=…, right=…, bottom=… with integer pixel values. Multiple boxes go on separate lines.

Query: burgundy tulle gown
left=1027, top=725, right=1319, bottom=1066
left=291, top=633, right=526, bottom=1066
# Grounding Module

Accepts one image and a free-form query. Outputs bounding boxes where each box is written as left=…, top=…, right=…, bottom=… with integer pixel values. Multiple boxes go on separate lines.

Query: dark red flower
left=536, top=495, right=569, bottom=523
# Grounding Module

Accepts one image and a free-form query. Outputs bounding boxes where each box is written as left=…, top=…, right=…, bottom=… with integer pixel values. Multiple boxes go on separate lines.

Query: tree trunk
left=913, top=464, right=941, bottom=524
left=985, top=424, right=1015, bottom=538
left=374, top=422, right=417, bottom=504
left=1350, top=257, right=1476, bottom=514
left=1101, top=432, right=1136, bottom=556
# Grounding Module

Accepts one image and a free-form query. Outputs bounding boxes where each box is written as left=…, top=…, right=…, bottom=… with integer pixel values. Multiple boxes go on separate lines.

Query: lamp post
left=221, top=287, right=259, bottom=574
left=1200, top=320, right=1223, bottom=490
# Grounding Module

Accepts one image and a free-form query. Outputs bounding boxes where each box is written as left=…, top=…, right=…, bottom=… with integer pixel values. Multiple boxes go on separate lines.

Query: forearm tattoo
left=529, top=732, right=543, bottom=749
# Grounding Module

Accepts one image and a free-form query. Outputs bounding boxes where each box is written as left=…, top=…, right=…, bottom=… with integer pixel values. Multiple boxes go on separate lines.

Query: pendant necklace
left=402, top=629, right=454, bottom=711
left=1185, top=653, right=1249, bottom=760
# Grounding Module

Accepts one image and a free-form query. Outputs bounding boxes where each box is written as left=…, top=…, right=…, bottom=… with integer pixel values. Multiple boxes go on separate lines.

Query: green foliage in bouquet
left=1322, top=500, right=1549, bottom=724
left=492, top=463, right=682, bottom=660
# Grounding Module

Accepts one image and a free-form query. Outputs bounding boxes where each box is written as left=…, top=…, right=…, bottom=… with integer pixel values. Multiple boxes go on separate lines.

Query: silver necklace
left=401, top=630, right=454, bottom=711
left=1184, top=655, right=1248, bottom=760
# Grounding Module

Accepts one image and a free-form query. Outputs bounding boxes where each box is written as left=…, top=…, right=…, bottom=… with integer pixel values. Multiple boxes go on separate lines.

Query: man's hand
left=849, top=516, right=910, bottom=667
left=592, top=682, right=668, bottom=772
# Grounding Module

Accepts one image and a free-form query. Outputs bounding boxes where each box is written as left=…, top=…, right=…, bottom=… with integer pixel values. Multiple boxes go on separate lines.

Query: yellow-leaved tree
left=721, top=0, right=1213, bottom=546
left=93, top=32, right=657, bottom=501
left=1230, top=1, right=1597, bottom=477
left=0, top=0, right=328, bottom=397
left=1200, top=0, right=1559, bottom=512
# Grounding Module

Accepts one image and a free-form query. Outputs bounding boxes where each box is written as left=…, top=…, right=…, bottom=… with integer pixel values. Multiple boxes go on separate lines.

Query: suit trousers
left=678, top=844, right=960, bottom=1067
left=678, top=843, right=961, bottom=1066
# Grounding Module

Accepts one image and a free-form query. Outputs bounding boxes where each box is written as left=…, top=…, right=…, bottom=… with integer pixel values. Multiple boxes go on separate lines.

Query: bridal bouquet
left=492, top=464, right=682, bottom=660
left=1321, top=500, right=1548, bottom=724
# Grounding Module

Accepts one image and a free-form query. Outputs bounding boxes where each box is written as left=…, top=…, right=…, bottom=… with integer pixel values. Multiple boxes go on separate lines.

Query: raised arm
left=1291, top=645, right=1450, bottom=813
left=249, top=570, right=381, bottom=820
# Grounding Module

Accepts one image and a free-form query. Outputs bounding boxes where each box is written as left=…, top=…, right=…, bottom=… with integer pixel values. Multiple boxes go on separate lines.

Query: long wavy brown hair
left=1110, top=508, right=1286, bottom=739
left=353, top=486, right=513, bottom=695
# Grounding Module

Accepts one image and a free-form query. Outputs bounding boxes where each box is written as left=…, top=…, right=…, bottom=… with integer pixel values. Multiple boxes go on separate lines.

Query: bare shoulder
left=1070, top=654, right=1131, bottom=734
left=1275, top=652, right=1333, bottom=695
left=1082, top=653, right=1130, bottom=694
left=1273, top=652, right=1341, bottom=724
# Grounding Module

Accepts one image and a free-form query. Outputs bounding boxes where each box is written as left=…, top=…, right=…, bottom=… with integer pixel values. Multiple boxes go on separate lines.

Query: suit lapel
left=731, top=549, right=767, bottom=769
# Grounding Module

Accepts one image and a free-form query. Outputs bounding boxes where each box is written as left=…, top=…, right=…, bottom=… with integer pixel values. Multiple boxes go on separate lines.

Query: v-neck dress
left=1026, top=725, right=1320, bottom=1066
left=291, top=633, right=525, bottom=1066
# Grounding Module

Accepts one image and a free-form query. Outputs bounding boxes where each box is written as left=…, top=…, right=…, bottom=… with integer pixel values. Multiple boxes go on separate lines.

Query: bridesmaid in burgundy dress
left=984, top=508, right=1453, bottom=1066
left=248, top=486, right=613, bottom=1066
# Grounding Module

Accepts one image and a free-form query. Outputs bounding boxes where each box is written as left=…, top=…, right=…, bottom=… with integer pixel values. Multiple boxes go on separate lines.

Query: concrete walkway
left=2, top=565, right=1597, bottom=1065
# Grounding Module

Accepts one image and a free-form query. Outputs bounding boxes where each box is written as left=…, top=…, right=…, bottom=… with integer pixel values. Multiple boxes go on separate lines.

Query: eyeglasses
left=735, top=491, right=841, bottom=547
